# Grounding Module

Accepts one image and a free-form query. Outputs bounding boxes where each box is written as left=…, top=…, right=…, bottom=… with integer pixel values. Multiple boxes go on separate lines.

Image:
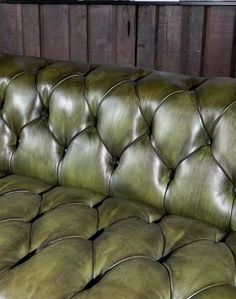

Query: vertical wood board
left=0, top=4, right=23, bottom=55
left=136, top=5, right=158, bottom=69
left=40, top=4, right=70, bottom=60
left=69, top=5, right=88, bottom=62
left=22, top=4, right=40, bottom=57
left=203, top=6, right=236, bottom=76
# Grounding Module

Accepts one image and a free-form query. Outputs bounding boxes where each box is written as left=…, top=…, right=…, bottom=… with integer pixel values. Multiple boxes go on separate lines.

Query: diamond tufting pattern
left=0, top=54, right=235, bottom=298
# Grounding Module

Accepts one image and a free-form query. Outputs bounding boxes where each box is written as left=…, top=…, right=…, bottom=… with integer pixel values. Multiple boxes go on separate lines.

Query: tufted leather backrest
left=0, top=54, right=236, bottom=232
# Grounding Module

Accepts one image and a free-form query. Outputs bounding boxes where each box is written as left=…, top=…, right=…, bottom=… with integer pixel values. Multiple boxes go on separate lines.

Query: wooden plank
left=136, top=5, right=157, bottom=69
left=0, top=3, right=23, bottom=55
left=116, top=5, right=136, bottom=66
left=22, top=4, right=40, bottom=57
left=231, top=13, right=236, bottom=78
left=234, top=63, right=236, bottom=78
left=69, top=5, right=88, bottom=62
left=156, top=6, right=188, bottom=73
left=88, top=5, right=116, bottom=64
left=40, top=4, right=69, bottom=60
left=203, top=6, right=235, bottom=77
left=184, top=6, right=205, bottom=76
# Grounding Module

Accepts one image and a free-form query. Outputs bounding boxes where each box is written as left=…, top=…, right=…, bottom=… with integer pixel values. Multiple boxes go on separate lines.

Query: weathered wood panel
left=0, top=3, right=235, bottom=77
left=136, top=5, right=205, bottom=75
left=233, top=32, right=236, bottom=77
left=88, top=5, right=116, bottom=64
left=22, top=4, right=40, bottom=56
left=0, top=4, right=23, bottom=54
left=203, top=6, right=235, bottom=76
left=136, top=5, right=158, bottom=69
left=40, top=4, right=70, bottom=60
left=156, top=6, right=189, bottom=73
left=69, top=5, right=88, bottom=62
left=232, top=18, right=236, bottom=77
left=116, top=5, right=136, bottom=65
left=184, top=6, right=205, bottom=76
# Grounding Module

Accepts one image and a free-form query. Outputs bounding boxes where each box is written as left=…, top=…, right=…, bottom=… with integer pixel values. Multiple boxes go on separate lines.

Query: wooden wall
left=0, top=3, right=235, bottom=77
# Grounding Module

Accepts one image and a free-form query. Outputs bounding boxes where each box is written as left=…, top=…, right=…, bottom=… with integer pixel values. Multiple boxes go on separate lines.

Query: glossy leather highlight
left=0, top=54, right=235, bottom=298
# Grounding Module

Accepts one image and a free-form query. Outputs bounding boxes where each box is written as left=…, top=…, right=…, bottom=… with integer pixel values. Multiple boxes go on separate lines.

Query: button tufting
left=169, top=169, right=175, bottom=180
left=113, top=157, right=119, bottom=167
left=207, top=138, right=212, bottom=146
left=146, top=126, right=152, bottom=135
left=93, top=118, right=97, bottom=127
left=233, top=187, right=236, bottom=196
left=15, top=137, right=21, bottom=147
left=42, top=109, right=49, bottom=119
left=1, top=54, right=236, bottom=299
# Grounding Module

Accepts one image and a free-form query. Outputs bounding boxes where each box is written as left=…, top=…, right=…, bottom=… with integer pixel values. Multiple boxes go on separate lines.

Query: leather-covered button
left=147, top=126, right=152, bottom=135
left=62, top=147, right=68, bottom=158
left=113, top=157, right=119, bottom=167
left=207, top=138, right=212, bottom=146
left=42, top=109, right=49, bottom=119
left=169, top=169, right=175, bottom=180
left=16, top=138, right=21, bottom=147
left=93, top=118, right=97, bottom=127
left=41, top=115, right=48, bottom=121
left=233, top=187, right=236, bottom=196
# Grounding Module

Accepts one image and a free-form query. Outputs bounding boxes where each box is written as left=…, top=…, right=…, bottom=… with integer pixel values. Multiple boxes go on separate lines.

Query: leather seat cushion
left=0, top=175, right=235, bottom=299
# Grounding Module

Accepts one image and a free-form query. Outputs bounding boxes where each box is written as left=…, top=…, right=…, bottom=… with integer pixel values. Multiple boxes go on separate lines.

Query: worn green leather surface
left=0, top=54, right=236, bottom=298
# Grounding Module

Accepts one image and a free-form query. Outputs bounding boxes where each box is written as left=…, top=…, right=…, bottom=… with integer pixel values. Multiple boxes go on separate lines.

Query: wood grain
left=184, top=6, right=205, bottom=76
left=232, top=16, right=236, bottom=77
left=0, top=3, right=235, bottom=77
left=88, top=5, right=116, bottom=64
left=156, top=6, right=188, bottom=73
left=116, top=5, right=136, bottom=66
left=22, top=4, right=40, bottom=57
left=0, top=4, right=23, bottom=55
left=136, top=5, right=158, bottom=69
left=40, top=4, right=70, bottom=60
left=203, top=6, right=236, bottom=76
left=69, top=5, right=88, bottom=62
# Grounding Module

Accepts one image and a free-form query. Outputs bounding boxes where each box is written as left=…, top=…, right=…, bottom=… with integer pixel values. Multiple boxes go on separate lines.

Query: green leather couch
left=0, top=54, right=236, bottom=299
